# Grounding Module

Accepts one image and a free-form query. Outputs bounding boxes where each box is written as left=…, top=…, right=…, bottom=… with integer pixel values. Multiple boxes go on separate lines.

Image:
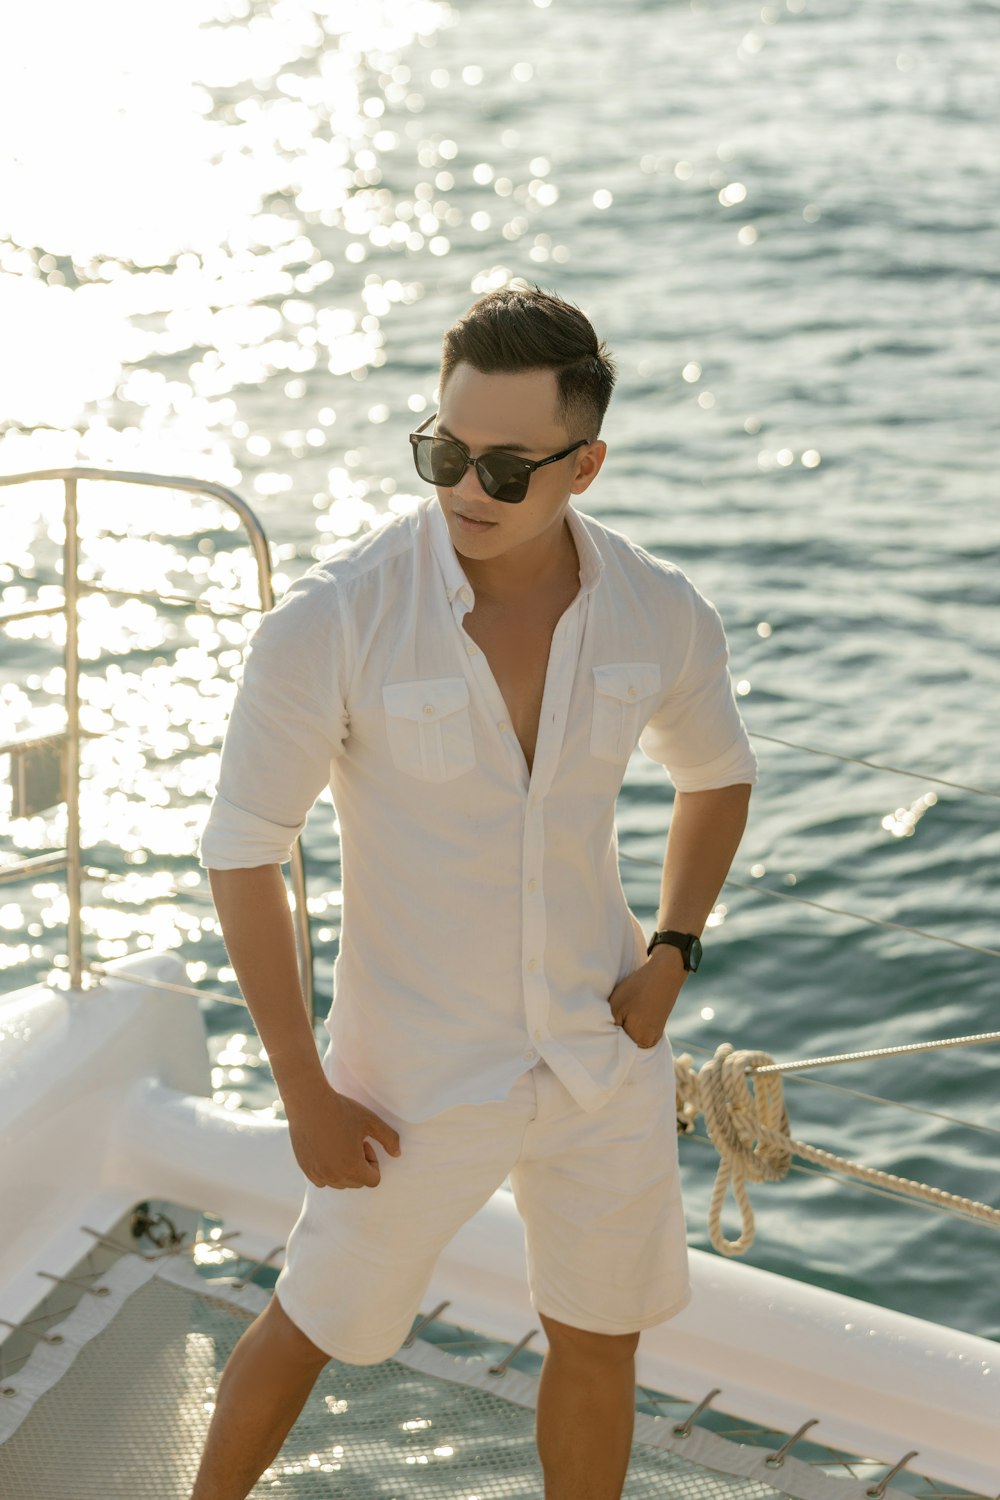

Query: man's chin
left=450, top=516, right=504, bottom=552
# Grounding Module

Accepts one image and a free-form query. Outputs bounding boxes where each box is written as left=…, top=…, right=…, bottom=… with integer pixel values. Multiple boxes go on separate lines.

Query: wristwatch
left=646, top=929, right=703, bottom=971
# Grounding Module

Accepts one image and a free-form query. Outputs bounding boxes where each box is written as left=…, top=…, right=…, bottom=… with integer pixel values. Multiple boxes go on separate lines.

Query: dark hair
left=439, top=281, right=617, bottom=444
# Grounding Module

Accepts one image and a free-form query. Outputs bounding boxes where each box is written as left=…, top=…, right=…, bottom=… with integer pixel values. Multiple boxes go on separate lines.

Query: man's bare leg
left=189, top=1293, right=332, bottom=1500
left=535, top=1312, right=640, bottom=1500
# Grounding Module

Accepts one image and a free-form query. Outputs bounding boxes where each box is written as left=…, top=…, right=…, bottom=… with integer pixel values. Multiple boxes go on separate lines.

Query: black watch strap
left=646, top=929, right=702, bottom=971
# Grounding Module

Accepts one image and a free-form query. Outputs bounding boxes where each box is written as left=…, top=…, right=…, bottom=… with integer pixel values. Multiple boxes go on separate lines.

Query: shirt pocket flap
left=592, top=662, right=662, bottom=703
left=382, top=676, right=471, bottom=723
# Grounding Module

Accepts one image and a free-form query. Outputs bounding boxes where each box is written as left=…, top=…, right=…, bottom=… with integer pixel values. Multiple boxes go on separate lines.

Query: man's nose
left=452, top=459, right=493, bottom=503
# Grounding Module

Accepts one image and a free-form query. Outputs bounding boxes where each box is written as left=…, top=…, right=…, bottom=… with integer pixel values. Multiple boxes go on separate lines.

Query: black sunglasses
left=408, top=410, right=591, bottom=504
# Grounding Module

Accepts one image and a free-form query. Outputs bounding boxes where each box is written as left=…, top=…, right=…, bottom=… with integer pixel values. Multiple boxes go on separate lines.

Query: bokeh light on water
left=1, top=0, right=605, bottom=1022
left=0, top=0, right=569, bottom=476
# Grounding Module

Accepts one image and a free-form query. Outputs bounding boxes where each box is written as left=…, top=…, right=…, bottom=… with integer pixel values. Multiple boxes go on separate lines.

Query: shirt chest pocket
left=382, top=677, right=477, bottom=782
left=590, top=662, right=662, bottom=763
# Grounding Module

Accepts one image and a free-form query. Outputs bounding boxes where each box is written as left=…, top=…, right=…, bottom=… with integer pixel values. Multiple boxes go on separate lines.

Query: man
left=192, top=283, right=757, bottom=1500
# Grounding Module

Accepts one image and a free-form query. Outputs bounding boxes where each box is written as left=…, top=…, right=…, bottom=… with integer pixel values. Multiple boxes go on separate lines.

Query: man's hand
left=285, top=1081, right=402, bottom=1190
left=607, top=943, right=688, bottom=1049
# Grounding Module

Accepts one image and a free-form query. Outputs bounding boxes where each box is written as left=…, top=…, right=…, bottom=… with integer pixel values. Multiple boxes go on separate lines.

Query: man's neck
left=460, top=515, right=580, bottom=609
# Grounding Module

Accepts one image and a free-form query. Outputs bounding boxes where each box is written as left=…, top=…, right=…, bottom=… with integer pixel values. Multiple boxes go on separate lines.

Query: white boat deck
left=1, top=952, right=997, bottom=1499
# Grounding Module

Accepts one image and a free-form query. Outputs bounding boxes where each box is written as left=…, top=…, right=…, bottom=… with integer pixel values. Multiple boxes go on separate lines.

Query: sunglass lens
left=477, top=455, right=528, bottom=503
left=416, top=438, right=466, bottom=486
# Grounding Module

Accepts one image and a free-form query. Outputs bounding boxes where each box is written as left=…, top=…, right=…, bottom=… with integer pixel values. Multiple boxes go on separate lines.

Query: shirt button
left=533, top=1028, right=543, bottom=1041
left=423, top=704, right=434, bottom=716
left=460, top=586, right=472, bottom=603
left=527, top=958, right=539, bottom=972
left=627, top=685, right=637, bottom=698
left=466, top=642, right=478, bottom=655
left=527, top=879, right=537, bottom=894
left=497, top=719, right=509, bottom=733
left=523, top=1048, right=536, bottom=1061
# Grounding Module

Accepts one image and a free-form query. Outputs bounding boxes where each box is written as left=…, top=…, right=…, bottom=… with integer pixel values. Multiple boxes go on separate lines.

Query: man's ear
left=572, top=440, right=608, bottom=495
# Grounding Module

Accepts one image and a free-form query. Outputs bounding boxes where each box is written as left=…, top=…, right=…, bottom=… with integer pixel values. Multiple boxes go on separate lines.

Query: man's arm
left=209, top=863, right=402, bottom=1186
left=653, top=781, right=752, bottom=940
left=208, top=864, right=330, bottom=1109
left=608, top=782, right=752, bottom=1045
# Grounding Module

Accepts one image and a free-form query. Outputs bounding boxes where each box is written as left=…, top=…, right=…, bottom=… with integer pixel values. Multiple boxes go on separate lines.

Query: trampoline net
left=0, top=1247, right=919, bottom=1500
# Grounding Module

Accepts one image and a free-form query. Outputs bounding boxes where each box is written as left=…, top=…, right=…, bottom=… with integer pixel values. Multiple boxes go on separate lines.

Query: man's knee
left=539, top=1310, right=640, bottom=1361
left=267, top=1292, right=333, bottom=1366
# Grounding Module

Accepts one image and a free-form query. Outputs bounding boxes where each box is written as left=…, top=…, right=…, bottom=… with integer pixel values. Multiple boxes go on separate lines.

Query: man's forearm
left=207, top=864, right=330, bottom=1107
left=607, top=783, right=753, bottom=1039
left=651, top=782, right=752, bottom=954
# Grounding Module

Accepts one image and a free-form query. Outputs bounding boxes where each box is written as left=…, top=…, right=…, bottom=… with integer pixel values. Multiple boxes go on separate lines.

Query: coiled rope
left=673, top=1043, right=1000, bottom=1256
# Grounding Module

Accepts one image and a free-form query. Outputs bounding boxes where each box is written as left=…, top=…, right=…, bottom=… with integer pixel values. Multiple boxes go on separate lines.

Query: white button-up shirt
left=198, top=494, right=758, bottom=1121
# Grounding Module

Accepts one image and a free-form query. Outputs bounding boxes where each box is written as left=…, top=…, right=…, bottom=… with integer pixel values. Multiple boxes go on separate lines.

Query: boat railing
left=0, top=466, right=317, bottom=1024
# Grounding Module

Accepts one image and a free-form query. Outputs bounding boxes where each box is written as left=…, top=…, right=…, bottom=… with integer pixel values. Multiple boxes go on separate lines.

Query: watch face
left=689, top=936, right=703, bottom=971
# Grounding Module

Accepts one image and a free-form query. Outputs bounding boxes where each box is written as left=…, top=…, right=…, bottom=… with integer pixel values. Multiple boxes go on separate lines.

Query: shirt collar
left=426, top=495, right=605, bottom=605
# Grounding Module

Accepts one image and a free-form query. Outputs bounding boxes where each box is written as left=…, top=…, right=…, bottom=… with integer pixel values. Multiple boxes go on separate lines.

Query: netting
left=0, top=1249, right=907, bottom=1500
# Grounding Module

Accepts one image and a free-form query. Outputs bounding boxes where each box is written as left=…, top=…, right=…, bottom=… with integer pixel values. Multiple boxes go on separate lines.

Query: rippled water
left=1, top=0, right=998, bottom=1344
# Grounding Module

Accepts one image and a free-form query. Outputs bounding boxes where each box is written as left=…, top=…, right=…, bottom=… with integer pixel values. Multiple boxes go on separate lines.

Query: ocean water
left=1, top=0, right=997, bottom=1346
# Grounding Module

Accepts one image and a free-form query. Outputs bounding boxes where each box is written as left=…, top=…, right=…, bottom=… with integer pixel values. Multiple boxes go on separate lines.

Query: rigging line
left=724, top=877, right=1000, bottom=957
left=748, top=730, right=1000, bottom=800
left=672, top=1037, right=1000, bottom=1141
left=776, top=1074, right=1000, bottom=1142
left=78, top=582, right=254, bottom=615
left=726, top=875, right=1000, bottom=958
left=87, top=962, right=251, bottom=1010
left=681, top=1132, right=999, bottom=1232
left=618, top=849, right=1000, bottom=959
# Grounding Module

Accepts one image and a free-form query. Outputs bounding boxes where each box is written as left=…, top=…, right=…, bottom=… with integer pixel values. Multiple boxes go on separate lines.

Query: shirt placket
left=451, top=583, right=585, bottom=1064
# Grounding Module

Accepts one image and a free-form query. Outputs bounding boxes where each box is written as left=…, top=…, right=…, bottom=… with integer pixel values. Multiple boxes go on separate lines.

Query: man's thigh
left=507, top=1040, right=691, bottom=1338
left=274, top=1057, right=535, bottom=1364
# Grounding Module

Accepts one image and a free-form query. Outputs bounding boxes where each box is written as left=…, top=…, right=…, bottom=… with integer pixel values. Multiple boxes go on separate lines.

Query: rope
left=681, top=1130, right=1000, bottom=1230
left=673, top=1043, right=1000, bottom=1256
left=674, top=1036, right=1000, bottom=1141
left=745, top=1030, right=1000, bottom=1076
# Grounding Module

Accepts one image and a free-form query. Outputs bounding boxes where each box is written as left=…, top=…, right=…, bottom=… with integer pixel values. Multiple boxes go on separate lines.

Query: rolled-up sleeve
left=638, top=576, right=758, bottom=791
left=198, top=564, right=349, bottom=869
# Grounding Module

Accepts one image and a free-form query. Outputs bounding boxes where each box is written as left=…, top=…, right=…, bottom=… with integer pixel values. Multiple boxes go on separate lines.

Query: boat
left=1, top=466, right=997, bottom=1500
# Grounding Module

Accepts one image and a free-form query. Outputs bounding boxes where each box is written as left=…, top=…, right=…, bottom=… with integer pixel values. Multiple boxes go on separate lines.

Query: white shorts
left=273, top=1034, right=691, bottom=1364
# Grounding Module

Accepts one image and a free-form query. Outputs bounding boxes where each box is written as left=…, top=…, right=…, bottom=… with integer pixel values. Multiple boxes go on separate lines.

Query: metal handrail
left=0, top=466, right=317, bottom=1024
